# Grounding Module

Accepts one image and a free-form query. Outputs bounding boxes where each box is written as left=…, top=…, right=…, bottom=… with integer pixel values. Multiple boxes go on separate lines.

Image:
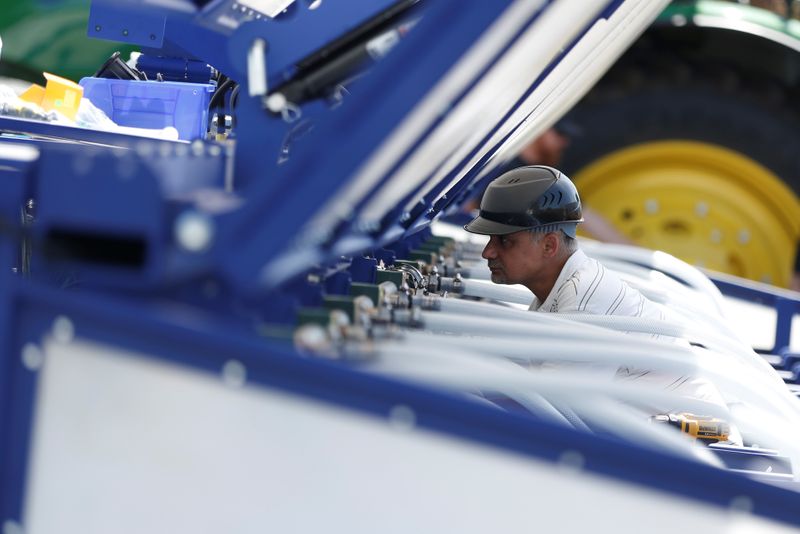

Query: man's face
left=481, top=230, right=544, bottom=286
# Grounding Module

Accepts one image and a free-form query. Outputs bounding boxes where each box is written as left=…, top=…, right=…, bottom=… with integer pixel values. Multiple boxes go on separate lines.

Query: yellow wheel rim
left=574, top=141, right=800, bottom=287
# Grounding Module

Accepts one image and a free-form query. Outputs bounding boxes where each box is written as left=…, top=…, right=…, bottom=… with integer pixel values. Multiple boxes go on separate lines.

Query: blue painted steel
left=325, top=0, right=561, bottom=245
left=89, top=0, right=402, bottom=85
left=218, top=0, right=515, bottom=293
left=709, top=443, right=793, bottom=475
left=0, top=116, right=177, bottom=148
left=88, top=2, right=167, bottom=48
left=0, top=148, right=35, bottom=520
left=90, top=0, right=231, bottom=76
left=409, top=0, right=622, bottom=230
left=226, top=0, right=403, bottom=81
left=373, top=247, right=396, bottom=267
left=349, top=255, right=377, bottom=284
left=324, top=269, right=351, bottom=295
left=11, top=141, right=229, bottom=290
left=2, top=280, right=800, bottom=527
left=4, top=0, right=800, bottom=527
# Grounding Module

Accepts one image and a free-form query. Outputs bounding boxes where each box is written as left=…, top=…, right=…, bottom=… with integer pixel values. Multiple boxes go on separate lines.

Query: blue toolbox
left=80, top=77, right=214, bottom=140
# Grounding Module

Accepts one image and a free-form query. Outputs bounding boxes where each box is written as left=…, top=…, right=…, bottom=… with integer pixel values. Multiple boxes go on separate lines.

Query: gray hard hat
left=464, top=165, right=583, bottom=237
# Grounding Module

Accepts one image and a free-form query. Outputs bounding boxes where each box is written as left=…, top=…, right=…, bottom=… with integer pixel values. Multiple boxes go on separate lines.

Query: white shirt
left=529, top=249, right=665, bottom=322
left=527, top=249, right=733, bottom=435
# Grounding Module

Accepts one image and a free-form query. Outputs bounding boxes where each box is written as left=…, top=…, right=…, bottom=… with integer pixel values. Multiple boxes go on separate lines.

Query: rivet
left=729, top=495, right=753, bottom=513
left=558, top=449, right=585, bottom=473
left=710, top=229, right=722, bottom=244
left=52, top=316, right=75, bottom=344
left=695, top=202, right=709, bottom=218
left=191, top=140, right=205, bottom=157
left=135, top=141, right=154, bottom=158
left=737, top=229, right=750, bottom=245
left=222, top=360, right=247, bottom=387
left=21, top=343, right=44, bottom=371
left=671, top=14, right=688, bottom=26
left=644, top=199, right=659, bottom=214
left=174, top=212, right=215, bottom=253
left=388, top=405, right=416, bottom=431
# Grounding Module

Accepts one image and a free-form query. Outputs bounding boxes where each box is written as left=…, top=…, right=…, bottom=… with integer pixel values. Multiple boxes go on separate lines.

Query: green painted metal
left=659, top=0, right=800, bottom=41
left=0, top=0, right=136, bottom=83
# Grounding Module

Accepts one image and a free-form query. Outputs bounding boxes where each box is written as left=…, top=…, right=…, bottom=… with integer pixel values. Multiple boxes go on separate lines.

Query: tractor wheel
left=564, top=64, right=800, bottom=287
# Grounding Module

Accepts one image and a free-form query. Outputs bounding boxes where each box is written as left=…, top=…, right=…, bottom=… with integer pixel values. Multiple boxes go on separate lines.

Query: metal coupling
left=396, top=262, right=426, bottom=290
left=391, top=307, right=423, bottom=328
left=411, top=293, right=442, bottom=311
left=438, top=273, right=464, bottom=294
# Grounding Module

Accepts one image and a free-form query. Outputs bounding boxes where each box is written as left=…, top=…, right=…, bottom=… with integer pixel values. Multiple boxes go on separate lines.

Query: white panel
left=238, top=0, right=295, bottom=18
left=22, top=337, right=800, bottom=534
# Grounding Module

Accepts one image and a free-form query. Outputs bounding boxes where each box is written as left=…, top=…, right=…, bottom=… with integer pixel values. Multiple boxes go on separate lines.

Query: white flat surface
left=22, top=336, right=800, bottom=534
left=723, top=297, right=800, bottom=352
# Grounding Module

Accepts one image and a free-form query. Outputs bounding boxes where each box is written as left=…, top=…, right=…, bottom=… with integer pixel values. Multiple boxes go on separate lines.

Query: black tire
left=562, top=60, right=800, bottom=195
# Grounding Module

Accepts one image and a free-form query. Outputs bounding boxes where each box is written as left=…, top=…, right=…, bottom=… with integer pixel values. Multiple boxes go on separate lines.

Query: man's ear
left=542, top=232, right=560, bottom=257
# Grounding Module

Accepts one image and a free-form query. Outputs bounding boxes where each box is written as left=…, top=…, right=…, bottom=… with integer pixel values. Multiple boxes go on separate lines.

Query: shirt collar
left=529, top=249, right=587, bottom=311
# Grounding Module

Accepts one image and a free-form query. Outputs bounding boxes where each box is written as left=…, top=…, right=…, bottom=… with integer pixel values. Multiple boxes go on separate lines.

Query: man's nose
left=482, top=239, right=496, bottom=260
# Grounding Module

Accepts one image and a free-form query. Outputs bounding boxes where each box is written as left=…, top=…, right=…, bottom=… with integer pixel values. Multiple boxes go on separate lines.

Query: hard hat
left=464, top=165, right=583, bottom=237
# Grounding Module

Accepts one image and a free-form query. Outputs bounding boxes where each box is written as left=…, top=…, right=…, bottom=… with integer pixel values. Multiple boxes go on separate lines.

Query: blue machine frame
left=2, top=0, right=800, bottom=530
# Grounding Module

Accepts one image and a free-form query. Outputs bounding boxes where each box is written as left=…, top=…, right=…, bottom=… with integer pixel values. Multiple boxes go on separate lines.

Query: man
left=462, top=165, right=738, bottom=440
left=463, top=164, right=661, bottom=319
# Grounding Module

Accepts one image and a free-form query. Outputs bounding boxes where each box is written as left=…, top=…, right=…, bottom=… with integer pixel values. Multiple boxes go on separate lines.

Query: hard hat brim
left=464, top=215, right=582, bottom=238
left=463, top=215, right=528, bottom=236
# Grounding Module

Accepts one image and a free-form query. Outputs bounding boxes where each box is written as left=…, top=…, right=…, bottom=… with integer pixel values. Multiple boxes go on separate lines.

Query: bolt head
left=174, top=212, right=215, bottom=253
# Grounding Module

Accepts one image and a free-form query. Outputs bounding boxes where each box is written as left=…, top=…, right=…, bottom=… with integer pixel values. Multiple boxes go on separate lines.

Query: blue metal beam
left=217, top=0, right=515, bottom=292
left=3, top=279, right=800, bottom=526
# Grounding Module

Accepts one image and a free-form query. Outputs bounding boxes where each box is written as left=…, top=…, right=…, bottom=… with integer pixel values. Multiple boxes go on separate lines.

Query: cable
left=209, top=77, right=235, bottom=110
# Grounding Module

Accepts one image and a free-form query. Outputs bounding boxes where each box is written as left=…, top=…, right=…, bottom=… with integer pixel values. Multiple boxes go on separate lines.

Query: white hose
left=367, top=337, right=800, bottom=474
left=355, top=301, right=800, bottom=473
left=366, top=341, right=734, bottom=447
left=462, top=265, right=492, bottom=280
left=581, top=243, right=726, bottom=316
left=401, top=329, right=699, bottom=377
left=458, top=278, right=532, bottom=305
left=419, top=299, right=800, bottom=462
left=433, top=295, right=775, bottom=387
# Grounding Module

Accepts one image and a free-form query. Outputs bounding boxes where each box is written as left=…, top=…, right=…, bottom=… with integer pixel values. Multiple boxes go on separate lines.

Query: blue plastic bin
left=79, top=78, right=215, bottom=140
